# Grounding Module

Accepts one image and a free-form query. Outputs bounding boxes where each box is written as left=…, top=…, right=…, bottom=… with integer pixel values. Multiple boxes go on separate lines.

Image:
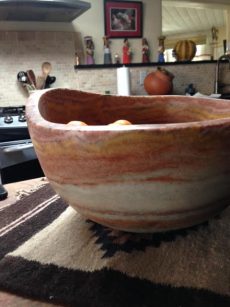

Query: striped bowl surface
left=26, top=89, right=230, bottom=232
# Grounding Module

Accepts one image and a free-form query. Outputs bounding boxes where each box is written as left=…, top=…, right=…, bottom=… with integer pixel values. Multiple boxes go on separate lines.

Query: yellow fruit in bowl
left=67, top=121, right=88, bottom=126
left=108, top=119, right=132, bottom=126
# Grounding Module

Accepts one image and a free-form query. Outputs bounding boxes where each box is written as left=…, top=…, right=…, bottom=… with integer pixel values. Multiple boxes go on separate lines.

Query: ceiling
left=162, top=0, right=228, bottom=36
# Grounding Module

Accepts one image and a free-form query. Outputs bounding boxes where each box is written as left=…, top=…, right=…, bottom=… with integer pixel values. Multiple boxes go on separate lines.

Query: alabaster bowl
left=26, top=89, right=230, bottom=233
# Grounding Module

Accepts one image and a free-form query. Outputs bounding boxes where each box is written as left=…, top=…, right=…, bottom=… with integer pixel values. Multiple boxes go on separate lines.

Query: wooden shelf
left=74, top=60, right=217, bottom=70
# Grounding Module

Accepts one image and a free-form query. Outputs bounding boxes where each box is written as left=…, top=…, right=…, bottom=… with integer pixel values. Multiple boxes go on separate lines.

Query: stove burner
left=0, top=106, right=29, bottom=142
left=4, top=115, right=13, bottom=124
left=18, top=114, right=26, bottom=122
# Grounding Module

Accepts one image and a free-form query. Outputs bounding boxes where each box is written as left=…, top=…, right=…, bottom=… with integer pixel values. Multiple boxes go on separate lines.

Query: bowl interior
left=38, top=89, right=230, bottom=125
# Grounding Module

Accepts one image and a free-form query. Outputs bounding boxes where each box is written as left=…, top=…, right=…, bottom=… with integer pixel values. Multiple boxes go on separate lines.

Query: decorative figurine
left=103, top=36, right=112, bottom=64
left=114, top=53, right=120, bottom=64
left=158, top=36, right=166, bottom=63
left=210, top=27, right=218, bottom=60
left=142, top=38, right=150, bottom=63
left=211, top=27, right=218, bottom=42
left=84, top=36, right=95, bottom=65
left=122, top=38, right=131, bottom=64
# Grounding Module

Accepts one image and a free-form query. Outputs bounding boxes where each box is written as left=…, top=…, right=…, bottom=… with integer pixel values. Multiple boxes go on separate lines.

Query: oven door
left=0, top=139, right=44, bottom=184
left=0, top=139, right=35, bottom=168
left=0, top=126, right=30, bottom=142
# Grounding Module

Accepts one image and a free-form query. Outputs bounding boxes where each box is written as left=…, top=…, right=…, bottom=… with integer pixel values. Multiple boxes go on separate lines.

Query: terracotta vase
left=144, top=67, right=174, bottom=95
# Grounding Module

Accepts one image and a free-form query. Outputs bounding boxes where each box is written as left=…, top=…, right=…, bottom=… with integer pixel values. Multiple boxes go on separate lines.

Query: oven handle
left=3, top=143, right=34, bottom=153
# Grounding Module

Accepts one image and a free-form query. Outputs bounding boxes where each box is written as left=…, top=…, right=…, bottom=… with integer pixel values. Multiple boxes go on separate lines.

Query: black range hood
left=0, top=0, right=91, bottom=22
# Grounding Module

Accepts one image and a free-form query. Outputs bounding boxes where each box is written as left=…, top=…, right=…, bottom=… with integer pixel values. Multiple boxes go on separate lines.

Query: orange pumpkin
left=174, top=40, right=197, bottom=61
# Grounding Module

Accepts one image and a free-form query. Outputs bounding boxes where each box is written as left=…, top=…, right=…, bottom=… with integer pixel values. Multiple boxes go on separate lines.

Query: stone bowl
left=26, top=89, right=230, bottom=232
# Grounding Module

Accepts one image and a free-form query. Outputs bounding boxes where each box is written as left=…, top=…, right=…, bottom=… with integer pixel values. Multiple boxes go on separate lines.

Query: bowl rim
left=26, top=88, right=230, bottom=132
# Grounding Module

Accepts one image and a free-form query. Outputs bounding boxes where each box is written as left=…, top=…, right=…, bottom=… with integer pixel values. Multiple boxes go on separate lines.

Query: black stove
left=0, top=105, right=44, bottom=192
left=0, top=105, right=25, bottom=115
left=0, top=106, right=30, bottom=142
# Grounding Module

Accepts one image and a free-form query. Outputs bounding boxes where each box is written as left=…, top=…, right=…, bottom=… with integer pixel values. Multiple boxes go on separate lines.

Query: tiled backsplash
left=0, top=30, right=229, bottom=106
left=0, top=31, right=79, bottom=106
left=75, top=62, right=229, bottom=96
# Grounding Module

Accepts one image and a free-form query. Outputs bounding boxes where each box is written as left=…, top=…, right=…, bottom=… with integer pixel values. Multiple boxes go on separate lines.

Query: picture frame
left=104, top=0, right=143, bottom=38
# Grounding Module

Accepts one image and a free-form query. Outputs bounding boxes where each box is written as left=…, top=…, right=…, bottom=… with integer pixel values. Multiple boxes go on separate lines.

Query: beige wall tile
left=0, top=29, right=229, bottom=107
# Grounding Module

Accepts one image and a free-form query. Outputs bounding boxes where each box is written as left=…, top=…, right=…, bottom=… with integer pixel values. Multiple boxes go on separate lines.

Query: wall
left=0, top=0, right=162, bottom=106
left=0, top=27, right=229, bottom=107
left=226, top=9, right=230, bottom=45
left=75, top=62, right=230, bottom=96
left=0, top=31, right=80, bottom=106
left=0, top=1, right=229, bottom=106
left=0, top=0, right=162, bottom=65
left=74, top=0, right=162, bottom=64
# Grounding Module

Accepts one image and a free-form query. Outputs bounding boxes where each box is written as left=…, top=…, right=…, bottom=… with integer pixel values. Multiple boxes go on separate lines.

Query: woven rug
left=0, top=184, right=229, bottom=307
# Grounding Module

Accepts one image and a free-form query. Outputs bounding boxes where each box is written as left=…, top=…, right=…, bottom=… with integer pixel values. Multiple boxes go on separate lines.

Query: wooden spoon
left=26, top=70, right=36, bottom=89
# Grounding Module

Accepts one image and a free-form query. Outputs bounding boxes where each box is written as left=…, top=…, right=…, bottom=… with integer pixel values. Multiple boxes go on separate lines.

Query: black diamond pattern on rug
left=88, top=219, right=210, bottom=258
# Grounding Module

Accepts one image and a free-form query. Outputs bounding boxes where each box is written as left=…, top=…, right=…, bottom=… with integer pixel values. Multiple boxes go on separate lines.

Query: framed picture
left=104, top=0, right=143, bottom=38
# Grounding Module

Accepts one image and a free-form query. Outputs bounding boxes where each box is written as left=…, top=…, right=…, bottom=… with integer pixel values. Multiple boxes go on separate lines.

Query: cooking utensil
left=36, top=76, right=46, bottom=90
left=17, top=71, right=34, bottom=95
left=17, top=71, right=28, bottom=83
left=36, top=62, right=53, bottom=89
left=41, top=62, right=52, bottom=76
left=44, top=75, right=56, bottom=89
left=26, top=70, right=37, bottom=90
left=24, top=83, right=36, bottom=92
